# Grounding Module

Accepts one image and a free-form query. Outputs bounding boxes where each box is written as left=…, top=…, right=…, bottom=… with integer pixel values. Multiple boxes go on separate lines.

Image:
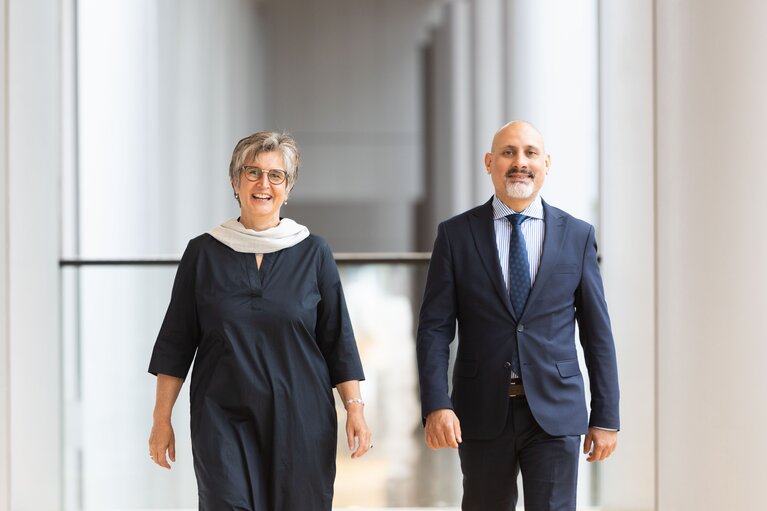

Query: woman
left=148, top=131, right=371, bottom=510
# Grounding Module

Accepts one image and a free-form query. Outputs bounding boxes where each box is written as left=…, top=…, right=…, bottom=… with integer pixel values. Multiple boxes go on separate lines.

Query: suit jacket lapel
left=525, top=200, right=568, bottom=316
left=468, top=198, right=516, bottom=319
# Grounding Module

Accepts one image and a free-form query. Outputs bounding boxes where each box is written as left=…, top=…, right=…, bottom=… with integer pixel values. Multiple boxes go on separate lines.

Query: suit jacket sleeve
left=416, top=222, right=458, bottom=420
left=575, top=225, right=620, bottom=430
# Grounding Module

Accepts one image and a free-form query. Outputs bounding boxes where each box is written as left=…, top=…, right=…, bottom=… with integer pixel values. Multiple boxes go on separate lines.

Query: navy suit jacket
left=416, top=198, right=620, bottom=439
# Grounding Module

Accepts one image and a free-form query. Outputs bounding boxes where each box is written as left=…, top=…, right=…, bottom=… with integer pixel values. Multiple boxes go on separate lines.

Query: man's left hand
left=583, top=428, right=617, bottom=462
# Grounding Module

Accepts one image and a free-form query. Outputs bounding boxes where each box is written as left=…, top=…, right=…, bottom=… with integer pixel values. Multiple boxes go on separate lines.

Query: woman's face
left=233, top=151, right=288, bottom=228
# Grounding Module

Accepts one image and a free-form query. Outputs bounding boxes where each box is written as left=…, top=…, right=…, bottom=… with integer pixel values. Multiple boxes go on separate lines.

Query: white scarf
left=208, top=218, right=310, bottom=254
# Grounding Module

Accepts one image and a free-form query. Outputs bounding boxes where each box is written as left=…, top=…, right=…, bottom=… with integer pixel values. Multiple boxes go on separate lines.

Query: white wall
left=598, top=0, right=655, bottom=509
left=0, top=0, right=9, bottom=506
left=7, top=0, right=62, bottom=508
left=656, top=1, right=767, bottom=509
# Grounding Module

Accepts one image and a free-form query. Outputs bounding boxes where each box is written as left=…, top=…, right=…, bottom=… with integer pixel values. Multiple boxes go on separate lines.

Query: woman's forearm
left=153, top=373, right=184, bottom=422
left=335, top=380, right=363, bottom=411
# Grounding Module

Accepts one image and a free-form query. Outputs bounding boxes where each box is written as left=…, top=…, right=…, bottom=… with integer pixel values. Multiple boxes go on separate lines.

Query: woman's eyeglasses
left=240, top=166, right=287, bottom=185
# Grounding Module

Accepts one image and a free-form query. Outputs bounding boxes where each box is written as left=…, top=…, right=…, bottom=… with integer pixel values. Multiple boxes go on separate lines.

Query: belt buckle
left=509, top=379, right=524, bottom=398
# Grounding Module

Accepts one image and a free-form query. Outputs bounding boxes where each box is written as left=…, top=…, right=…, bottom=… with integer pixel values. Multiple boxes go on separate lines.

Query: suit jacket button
left=504, top=361, right=511, bottom=368
left=517, top=324, right=524, bottom=332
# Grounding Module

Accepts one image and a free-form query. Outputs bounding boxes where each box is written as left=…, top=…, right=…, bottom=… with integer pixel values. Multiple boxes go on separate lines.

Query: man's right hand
left=424, top=408, right=462, bottom=449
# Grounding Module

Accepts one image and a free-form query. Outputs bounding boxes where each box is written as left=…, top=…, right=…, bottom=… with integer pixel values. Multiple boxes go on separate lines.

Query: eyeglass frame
left=239, top=166, right=288, bottom=185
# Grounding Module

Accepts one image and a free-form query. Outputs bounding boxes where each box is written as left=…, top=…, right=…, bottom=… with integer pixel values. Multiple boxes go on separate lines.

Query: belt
left=508, top=378, right=525, bottom=398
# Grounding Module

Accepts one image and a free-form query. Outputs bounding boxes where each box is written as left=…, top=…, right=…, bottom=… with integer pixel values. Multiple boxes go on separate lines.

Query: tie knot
left=506, top=214, right=528, bottom=227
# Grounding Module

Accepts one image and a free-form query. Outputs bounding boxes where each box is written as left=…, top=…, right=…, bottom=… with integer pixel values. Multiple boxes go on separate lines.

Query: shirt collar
left=492, top=195, right=544, bottom=220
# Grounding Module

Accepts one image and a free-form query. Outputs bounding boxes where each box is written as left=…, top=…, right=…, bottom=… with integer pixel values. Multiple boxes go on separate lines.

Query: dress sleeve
left=148, top=240, right=200, bottom=379
left=315, top=241, right=365, bottom=386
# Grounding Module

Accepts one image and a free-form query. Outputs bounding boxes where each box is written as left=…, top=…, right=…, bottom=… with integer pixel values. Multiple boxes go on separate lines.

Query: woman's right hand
left=148, top=420, right=176, bottom=469
left=150, top=374, right=184, bottom=469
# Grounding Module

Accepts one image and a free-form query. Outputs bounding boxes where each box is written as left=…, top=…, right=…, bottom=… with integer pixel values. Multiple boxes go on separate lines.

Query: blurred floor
left=126, top=508, right=606, bottom=510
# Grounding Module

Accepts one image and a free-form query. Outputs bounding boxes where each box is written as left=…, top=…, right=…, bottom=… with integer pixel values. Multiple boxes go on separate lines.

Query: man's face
left=485, top=123, right=551, bottom=203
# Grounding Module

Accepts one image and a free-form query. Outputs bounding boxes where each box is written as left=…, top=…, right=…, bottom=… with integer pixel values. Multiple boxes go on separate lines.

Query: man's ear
left=484, top=153, right=492, bottom=173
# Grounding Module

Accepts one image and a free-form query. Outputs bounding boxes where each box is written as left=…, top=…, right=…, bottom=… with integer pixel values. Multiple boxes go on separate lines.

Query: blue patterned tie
left=507, top=214, right=531, bottom=318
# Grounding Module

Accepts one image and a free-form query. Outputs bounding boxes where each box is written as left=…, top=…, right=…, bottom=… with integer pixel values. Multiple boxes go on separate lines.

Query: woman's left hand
left=345, top=405, right=372, bottom=459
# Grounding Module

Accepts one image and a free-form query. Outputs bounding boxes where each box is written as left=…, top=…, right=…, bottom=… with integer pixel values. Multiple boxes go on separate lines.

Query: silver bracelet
left=344, top=398, right=365, bottom=407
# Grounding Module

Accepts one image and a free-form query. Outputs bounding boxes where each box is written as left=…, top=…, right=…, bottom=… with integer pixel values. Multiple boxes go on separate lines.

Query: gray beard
left=506, top=181, right=535, bottom=199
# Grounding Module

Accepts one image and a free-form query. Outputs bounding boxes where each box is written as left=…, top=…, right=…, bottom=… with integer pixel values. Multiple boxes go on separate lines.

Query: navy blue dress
left=148, top=233, right=364, bottom=510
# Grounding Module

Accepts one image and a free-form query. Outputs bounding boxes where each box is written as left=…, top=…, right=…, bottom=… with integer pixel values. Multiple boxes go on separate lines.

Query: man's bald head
left=490, top=121, right=546, bottom=153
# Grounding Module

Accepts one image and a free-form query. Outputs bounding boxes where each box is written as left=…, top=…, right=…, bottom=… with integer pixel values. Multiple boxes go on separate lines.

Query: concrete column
left=598, top=0, right=655, bottom=509
left=7, top=0, right=62, bottom=508
left=469, top=0, right=503, bottom=205
left=424, top=0, right=473, bottom=231
left=445, top=0, right=473, bottom=217
left=504, top=0, right=600, bottom=225
left=656, top=1, right=767, bottom=509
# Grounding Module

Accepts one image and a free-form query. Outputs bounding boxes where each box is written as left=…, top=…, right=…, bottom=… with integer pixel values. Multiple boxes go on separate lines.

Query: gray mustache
left=506, top=170, right=534, bottom=178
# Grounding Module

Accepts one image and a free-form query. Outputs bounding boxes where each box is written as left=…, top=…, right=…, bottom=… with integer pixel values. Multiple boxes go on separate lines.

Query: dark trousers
left=458, top=397, right=580, bottom=511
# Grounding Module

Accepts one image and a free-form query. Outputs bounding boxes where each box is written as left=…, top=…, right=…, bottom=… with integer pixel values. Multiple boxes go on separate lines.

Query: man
left=416, top=121, right=619, bottom=510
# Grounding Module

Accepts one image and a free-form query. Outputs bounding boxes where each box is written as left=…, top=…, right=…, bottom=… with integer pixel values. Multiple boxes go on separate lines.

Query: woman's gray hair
left=228, top=131, right=300, bottom=190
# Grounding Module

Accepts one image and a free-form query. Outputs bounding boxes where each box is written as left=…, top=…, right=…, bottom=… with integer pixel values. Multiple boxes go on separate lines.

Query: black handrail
left=59, top=252, right=432, bottom=266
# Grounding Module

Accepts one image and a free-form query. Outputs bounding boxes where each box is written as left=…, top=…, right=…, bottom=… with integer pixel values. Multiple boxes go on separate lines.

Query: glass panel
left=63, top=261, right=600, bottom=509
left=62, top=266, right=198, bottom=509
left=62, top=262, right=466, bottom=509
left=333, top=264, right=462, bottom=507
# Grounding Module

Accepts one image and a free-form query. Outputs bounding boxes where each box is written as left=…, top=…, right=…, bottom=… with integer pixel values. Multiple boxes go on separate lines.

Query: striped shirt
left=493, top=195, right=545, bottom=381
left=492, top=195, right=545, bottom=289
